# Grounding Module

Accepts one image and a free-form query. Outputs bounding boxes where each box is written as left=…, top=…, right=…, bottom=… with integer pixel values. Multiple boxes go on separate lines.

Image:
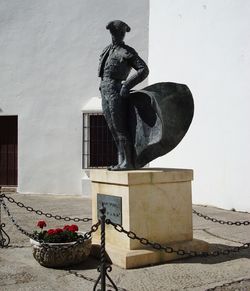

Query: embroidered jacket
left=98, top=43, right=149, bottom=90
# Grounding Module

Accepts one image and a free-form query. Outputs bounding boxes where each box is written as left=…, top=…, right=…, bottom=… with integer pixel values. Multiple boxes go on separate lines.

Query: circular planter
left=30, top=232, right=92, bottom=268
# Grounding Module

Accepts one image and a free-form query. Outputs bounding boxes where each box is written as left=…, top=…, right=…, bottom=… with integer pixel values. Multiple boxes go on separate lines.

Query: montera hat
left=106, top=20, right=131, bottom=33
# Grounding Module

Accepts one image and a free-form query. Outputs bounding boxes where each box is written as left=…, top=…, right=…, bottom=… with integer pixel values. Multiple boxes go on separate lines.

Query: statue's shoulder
left=100, top=45, right=111, bottom=57
left=120, top=44, right=138, bottom=58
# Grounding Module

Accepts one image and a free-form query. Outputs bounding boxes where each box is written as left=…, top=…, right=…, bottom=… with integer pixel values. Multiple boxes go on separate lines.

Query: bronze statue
left=98, top=20, right=149, bottom=170
left=98, top=20, right=194, bottom=171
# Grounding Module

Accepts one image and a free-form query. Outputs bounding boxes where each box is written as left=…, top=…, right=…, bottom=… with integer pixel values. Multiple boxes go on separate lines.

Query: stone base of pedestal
left=90, top=168, right=207, bottom=269
left=91, top=238, right=208, bottom=269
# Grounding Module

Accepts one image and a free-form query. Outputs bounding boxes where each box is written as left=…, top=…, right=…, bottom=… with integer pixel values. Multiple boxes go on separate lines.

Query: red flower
left=63, top=224, right=79, bottom=232
left=63, top=225, right=70, bottom=231
left=54, top=228, right=63, bottom=234
left=68, top=224, right=78, bottom=232
left=37, top=220, right=46, bottom=229
left=47, top=229, right=56, bottom=235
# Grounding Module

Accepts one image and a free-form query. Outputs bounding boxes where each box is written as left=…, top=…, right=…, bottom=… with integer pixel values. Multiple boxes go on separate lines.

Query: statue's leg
left=115, top=139, right=134, bottom=170
left=101, top=94, right=123, bottom=168
left=109, top=95, right=134, bottom=170
left=102, top=97, right=118, bottom=146
left=100, top=79, right=134, bottom=170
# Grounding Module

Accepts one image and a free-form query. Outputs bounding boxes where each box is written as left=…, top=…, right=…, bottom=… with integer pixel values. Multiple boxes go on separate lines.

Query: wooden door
left=0, top=116, right=18, bottom=186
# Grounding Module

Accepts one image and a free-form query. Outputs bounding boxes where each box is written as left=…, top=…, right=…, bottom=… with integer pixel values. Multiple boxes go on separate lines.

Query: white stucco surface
left=0, top=0, right=149, bottom=195
left=149, top=0, right=250, bottom=211
left=2, top=0, right=249, bottom=211
left=82, top=97, right=102, bottom=114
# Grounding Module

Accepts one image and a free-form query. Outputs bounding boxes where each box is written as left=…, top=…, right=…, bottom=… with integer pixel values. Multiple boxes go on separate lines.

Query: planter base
left=30, top=234, right=91, bottom=268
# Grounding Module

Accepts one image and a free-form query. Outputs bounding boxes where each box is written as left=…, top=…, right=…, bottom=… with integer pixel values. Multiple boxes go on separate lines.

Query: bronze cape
left=128, top=82, right=194, bottom=168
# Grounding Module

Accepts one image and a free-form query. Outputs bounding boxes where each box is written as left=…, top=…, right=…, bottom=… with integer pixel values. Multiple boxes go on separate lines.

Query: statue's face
left=111, top=29, right=126, bottom=43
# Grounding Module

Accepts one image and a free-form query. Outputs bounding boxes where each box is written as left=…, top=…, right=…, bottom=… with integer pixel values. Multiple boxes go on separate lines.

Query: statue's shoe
left=111, top=163, right=135, bottom=171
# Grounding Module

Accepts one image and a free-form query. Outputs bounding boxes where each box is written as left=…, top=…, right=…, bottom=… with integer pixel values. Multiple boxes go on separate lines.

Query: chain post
left=93, top=204, right=118, bottom=291
left=100, top=205, right=106, bottom=290
left=0, top=195, right=10, bottom=247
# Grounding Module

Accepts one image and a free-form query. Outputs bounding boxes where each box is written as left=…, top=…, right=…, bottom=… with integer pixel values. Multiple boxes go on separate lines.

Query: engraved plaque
left=97, top=194, right=122, bottom=225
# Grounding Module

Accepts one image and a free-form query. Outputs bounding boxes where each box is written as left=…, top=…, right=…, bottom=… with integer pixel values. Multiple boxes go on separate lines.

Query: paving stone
left=0, top=193, right=249, bottom=290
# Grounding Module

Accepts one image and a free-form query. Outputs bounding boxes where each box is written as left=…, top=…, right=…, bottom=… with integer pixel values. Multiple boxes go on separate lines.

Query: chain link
left=2, top=199, right=100, bottom=251
left=0, top=193, right=92, bottom=222
left=192, top=209, right=250, bottom=226
left=2, top=200, right=37, bottom=239
left=3, top=194, right=249, bottom=226
left=106, top=219, right=250, bottom=257
left=2, top=193, right=249, bottom=256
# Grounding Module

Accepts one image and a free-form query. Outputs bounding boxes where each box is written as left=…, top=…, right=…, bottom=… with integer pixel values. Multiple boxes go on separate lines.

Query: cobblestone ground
left=0, top=193, right=250, bottom=291
left=206, top=279, right=250, bottom=291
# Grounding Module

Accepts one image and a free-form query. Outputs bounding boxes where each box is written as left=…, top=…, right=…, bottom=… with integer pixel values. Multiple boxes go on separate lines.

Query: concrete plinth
left=90, top=168, right=208, bottom=268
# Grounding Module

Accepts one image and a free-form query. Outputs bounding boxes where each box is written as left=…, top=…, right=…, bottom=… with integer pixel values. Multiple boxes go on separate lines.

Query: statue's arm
left=120, top=54, right=149, bottom=97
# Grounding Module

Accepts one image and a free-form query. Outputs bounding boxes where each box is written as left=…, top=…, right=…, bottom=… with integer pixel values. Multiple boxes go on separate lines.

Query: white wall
left=0, top=0, right=149, bottom=194
left=149, top=0, right=250, bottom=211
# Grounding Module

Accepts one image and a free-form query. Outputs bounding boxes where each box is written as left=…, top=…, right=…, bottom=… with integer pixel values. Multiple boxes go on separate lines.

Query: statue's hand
left=120, top=84, right=130, bottom=98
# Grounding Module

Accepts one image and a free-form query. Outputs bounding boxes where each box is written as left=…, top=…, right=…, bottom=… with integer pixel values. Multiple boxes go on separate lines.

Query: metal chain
left=106, top=219, right=250, bottom=257
left=0, top=193, right=92, bottom=222
left=2, top=199, right=36, bottom=239
left=2, top=193, right=249, bottom=255
left=54, top=221, right=100, bottom=251
left=192, top=209, right=250, bottom=226
left=2, top=199, right=100, bottom=251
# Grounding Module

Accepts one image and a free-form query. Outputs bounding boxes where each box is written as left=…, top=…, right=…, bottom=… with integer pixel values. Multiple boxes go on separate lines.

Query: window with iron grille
left=82, top=113, right=118, bottom=168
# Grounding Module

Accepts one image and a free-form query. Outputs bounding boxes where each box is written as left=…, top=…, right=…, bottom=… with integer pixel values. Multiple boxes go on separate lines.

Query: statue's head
left=106, top=20, right=130, bottom=44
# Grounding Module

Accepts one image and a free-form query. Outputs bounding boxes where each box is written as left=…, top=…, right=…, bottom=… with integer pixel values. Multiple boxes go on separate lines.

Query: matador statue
left=98, top=20, right=194, bottom=171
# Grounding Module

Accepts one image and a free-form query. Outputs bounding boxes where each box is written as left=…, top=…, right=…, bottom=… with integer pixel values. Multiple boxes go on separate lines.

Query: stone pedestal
left=90, top=168, right=208, bottom=269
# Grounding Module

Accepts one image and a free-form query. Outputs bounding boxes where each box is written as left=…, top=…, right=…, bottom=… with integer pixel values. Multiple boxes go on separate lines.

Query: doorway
left=0, top=116, right=18, bottom=186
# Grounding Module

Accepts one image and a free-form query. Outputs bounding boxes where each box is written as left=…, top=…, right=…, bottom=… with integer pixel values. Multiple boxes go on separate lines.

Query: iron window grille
left=82, top=113, right=118, bottom=169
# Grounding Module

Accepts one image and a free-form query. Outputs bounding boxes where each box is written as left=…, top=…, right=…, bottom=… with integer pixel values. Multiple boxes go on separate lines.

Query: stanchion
left=0, top=195, right=10, bottom=247
left=93, top=204, right=118, bottom=291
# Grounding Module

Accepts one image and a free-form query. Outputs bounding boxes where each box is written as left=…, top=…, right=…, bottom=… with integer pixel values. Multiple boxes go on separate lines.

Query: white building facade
left=149, top=0, right=250, bottom=211
left=1, top=0, right=250, bottom=211
left=0, top=0, right=149, bottom=194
